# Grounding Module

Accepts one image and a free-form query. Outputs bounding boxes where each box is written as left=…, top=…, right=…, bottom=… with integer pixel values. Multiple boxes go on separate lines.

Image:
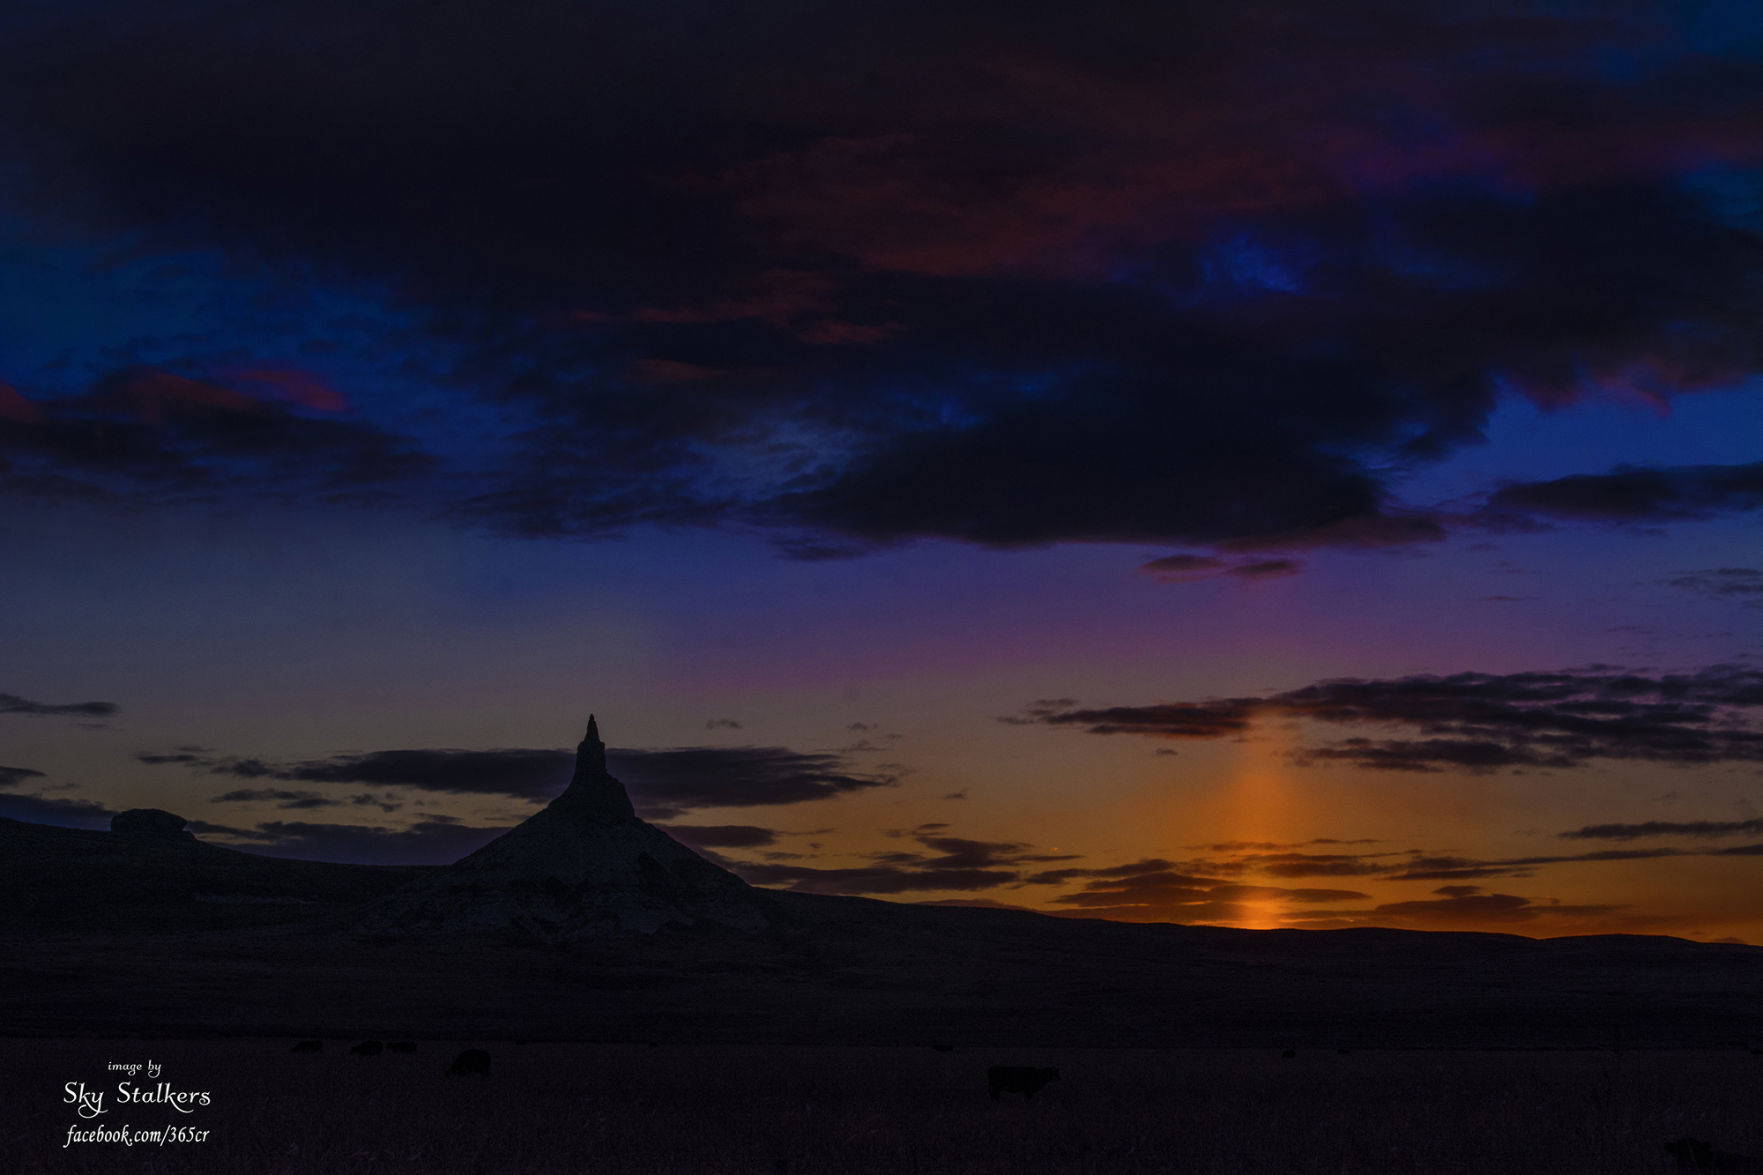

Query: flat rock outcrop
left=110, top=808, right=194, bottom=840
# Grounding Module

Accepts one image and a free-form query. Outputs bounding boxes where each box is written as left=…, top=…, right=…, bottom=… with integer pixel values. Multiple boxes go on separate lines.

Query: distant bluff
left=110, top=808, right=194, bottom=840
left=357, top=716, right=785, bottom=941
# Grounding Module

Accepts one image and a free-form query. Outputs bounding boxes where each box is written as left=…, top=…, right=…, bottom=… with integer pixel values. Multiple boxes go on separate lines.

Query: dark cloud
left=1005, top=698, right=1258, bottom=738
left=1043, top=867, right=1370, bottom=924
left=1560, top=818, right=1763, bottom=841
left=1, top=2, right=1759, bottom=553
left=205, top=787, right=392, bottom=811
left=1191, top=838, right=1383, bottom=851
left=196, top=817, right=506, bottom=867
left=1283, top=888, right=1373, bottom=903
left=729, top=861, right=1018, bottom=895
left=610, top=747, right=899, bottom=818
left=143, top=742, right=894, bottom=817
left=1661, top=567, right=1763, bottom=601
left=654, top=823, right=779, bottom=850
left=1022, top=857, right=1184, bottom=885
left=1484, top=462, right=1763, bottom=524
left=1132, top=840, right=1740, bottom=886
left=1714, top=843, right=1763, bottom=856
left=1140, top=553, right=1307, bottom=584
left=211, top=787, right=321, bottom=804
left=143, top=747, right=574, bottom=800
left=1227, top=558, right=1301, bottom=580
left=1050, top=869, right=1239, bottom=907
left=934, top=850, right=1373, bottom=922
left=916, top=835, right=1075, bottom=869
left=1366, top=886, right=1623, bottom=925
left=0, top=765, right=46, bottom=788
left=0, top=794, right=113, bottom=829
left=0, top=693, right=118, bottom=718
left=1379, top=847, right=1690, bottom=882
left=0, top=367, right=433, bottom=509
left=1018, top=663, right=1763, bottom=772
left=1141, top=554, right=1227, bottom=580
left=1253, top=853, right=1403, bottom=878
left=728, top=830, right=1075, bottom=895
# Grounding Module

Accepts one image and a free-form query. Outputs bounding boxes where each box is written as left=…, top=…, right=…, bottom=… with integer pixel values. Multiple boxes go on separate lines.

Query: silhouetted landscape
left=6, top=722, right=1762, bottom=1171
left=5, top=0, right=1762, bottom=1168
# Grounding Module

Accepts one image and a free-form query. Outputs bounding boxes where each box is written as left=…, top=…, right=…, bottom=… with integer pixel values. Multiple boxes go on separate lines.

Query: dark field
left=6, top=1040, right=1761, bottom=1174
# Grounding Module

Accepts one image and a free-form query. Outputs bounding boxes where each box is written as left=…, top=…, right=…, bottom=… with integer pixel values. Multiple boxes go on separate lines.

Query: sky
left=1, top=0, right=1759, bottom=940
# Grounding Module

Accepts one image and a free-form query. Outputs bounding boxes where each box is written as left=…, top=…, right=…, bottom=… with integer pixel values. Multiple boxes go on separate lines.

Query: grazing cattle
left=932, top=1043, right=955, bottom=1053
left=987, top=1065, right=1059, bottom=1100
left=1668, top=1137, right=1763, bottom=1173
left=1282, top=1049, right=1297, bottom=1059
left=1336, top=1048, right=1352, bottom=1055
left=349, top=1040, right=383, bottom=1057
left=290, top=1040, right=322, bottom=1054
left=447, top=1048, right=492, bottom=1078
left=386, top=1041, right=417, bottom=1054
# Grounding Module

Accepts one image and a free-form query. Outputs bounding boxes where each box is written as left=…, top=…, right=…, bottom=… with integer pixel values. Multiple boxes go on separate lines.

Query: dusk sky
left=2, top=0, right=1759, bottom=940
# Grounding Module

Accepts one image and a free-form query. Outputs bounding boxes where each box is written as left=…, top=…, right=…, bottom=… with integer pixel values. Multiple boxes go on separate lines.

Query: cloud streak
left=1560, top=818, right=1763, bottom=841
left=1, top=693, right=118, bottom=718
left=727, top=830, right=1074, bottom=895
left=1484, top=462, right=1763, bottom=524
left=1016, top=664, right=1763, bottom=772
left=142, top=743, right=896, bottom=817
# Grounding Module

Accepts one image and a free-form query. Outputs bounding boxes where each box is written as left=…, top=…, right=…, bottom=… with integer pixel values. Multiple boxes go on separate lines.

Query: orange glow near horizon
left=1218, top=723, right=1300, bottom=931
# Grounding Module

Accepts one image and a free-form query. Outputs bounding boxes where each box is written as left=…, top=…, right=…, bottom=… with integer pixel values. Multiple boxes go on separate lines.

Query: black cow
left=290, top=1040, right=322, bottom=1054
left=931, top=1043, right=955, bottom=1053
left=987, top=1065, right=1059, bottom=1100
left=350, top=1040, right=384, bottom=1057
left=1667, top=1137, right=1763, bottom=1173
left=1282, top=1048, right=1297, bottom=1059
left=386, top=1041, right=417, bottom=1054
left=447, top=1048, right=492, bottom=1078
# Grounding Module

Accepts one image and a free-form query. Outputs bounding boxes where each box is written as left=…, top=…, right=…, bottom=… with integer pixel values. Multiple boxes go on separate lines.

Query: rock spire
left=560, top=712, right=633, bottom=820
left=357, top=713, right=780, bottom=940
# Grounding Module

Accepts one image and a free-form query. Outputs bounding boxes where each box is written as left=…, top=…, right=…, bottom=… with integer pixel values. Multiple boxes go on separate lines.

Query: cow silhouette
left=447, top=1048, right=492, bottom=1078
left=931, top=1043, right=955, bottom=1053
left=386, top=1041, right=417, bottom=1054
left=987, top=1065, right=1059, bottom=1100
left=1282, top=1048, right=1297, bottom=1059
left=290, top=1040, right=322, bottom=1053
left=1668, top=1137, right=1763, bottom=1173
left=349, top=1040, right=384, bottom=1057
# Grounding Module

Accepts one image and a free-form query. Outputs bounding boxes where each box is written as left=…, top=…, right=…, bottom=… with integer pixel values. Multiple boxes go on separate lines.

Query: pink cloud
left=85, top=367, right=350, bottom=424
left=90, top=370, right=264, bottom=424
left=722, top=42, right=1763, bottom=282
left=628, top=359, right=720, bottom=384
left=215, top=368, right=350, bottom=413
left=0, top=379, right=43, bottom=423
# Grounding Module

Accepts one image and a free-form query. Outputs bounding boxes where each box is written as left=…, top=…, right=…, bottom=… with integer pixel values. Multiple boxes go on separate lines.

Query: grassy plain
left=5, top=1039, right=1760, bottom=1174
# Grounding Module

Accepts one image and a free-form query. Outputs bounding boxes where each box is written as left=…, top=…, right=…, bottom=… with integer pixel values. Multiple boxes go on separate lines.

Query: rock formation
left=110, top=808, right=194, bottom=840
left=358, top=716, right=780, bottom=941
